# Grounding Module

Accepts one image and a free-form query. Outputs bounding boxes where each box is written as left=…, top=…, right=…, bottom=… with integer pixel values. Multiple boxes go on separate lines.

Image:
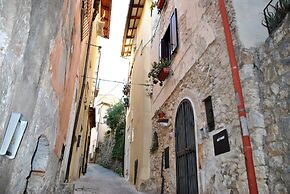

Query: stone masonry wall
left=146, top=1, right=249, bottom=193
left=237, top=12, right=290, bottom=194
left=256, top=16, right=290, bottom=193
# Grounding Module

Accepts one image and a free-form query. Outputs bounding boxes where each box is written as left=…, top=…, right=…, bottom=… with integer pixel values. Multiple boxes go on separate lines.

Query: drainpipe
left=217, top=1, right=258, bottom=194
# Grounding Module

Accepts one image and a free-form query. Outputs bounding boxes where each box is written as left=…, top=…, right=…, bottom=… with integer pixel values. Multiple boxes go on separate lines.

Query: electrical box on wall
left=0, top=112, right=28, bottom=159
left=213, top=129, right=230, bottom=156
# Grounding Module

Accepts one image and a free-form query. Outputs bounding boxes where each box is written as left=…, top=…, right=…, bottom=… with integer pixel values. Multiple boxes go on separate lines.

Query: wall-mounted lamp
left=157, top=111, right=169, bottom=127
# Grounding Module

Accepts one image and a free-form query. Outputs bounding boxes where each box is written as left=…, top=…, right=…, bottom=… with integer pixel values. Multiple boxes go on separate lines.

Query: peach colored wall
left=125, top=0, right=152, bottom=189
left=50, top=0, right=88, bottom=157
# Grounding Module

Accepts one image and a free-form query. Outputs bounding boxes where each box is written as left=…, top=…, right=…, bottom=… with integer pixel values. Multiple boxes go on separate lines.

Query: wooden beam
left=132, top=4, right=143, bottom=8
left=130, top=16, right=140, bottom=19
left=126, top=36, right=134, bottom=39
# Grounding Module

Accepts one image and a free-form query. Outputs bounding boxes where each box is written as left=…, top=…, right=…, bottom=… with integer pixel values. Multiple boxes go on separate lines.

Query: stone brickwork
left=145, top=1, right=290, bottom=194
left=255, top=15, right=290, bottom=193
left=146, top=1, right=250, bottom=193
left=236, top=11, right=290, bottom=194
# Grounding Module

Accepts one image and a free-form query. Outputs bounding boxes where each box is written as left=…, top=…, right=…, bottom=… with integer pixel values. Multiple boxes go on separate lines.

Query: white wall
left=233, top=0, right=271, bottom=48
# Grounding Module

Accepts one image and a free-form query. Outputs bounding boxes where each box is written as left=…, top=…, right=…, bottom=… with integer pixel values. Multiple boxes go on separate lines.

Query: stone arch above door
left=172, top=89, right=206, bottom=194
left=172, top=89, right=205, bottom=136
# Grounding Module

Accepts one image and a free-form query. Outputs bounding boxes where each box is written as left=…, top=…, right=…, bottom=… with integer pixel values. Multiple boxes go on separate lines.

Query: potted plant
left=123, top=83, right=131, bottom=96
left=123, top=97, right=129, bottom=108
left=157, top=0, right=166, bottom=11
left=148, top=59, right=171, bottom=86
left=150, top=0, right=166, bottom=15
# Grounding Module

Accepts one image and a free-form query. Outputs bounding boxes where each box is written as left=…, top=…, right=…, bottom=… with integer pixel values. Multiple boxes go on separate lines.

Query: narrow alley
left=73, top=164, right=144, bottom=194
left=0, top=0, right=289, bottom=194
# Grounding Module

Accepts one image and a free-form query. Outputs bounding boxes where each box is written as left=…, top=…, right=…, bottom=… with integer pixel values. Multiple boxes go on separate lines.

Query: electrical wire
left=140, top=10, right=162, bottom=54
left=82, top=76, right=152, bottom=86
left=95, top=84, right=120, bottom=104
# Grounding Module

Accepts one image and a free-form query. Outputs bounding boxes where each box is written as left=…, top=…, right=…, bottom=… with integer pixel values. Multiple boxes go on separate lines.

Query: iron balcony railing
left=263, top=0, right=290, bottom=34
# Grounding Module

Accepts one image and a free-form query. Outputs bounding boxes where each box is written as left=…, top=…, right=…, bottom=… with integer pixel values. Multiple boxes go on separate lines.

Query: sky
left=97, top=0, right=130, bottom=99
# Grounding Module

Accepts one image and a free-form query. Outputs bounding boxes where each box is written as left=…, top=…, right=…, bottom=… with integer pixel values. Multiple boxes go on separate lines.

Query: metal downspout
left=217, top=1, right=258, bottom=193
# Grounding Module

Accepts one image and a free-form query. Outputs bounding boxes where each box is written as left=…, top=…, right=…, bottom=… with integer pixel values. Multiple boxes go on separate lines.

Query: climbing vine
left=105, top=101, right=125, bottom=174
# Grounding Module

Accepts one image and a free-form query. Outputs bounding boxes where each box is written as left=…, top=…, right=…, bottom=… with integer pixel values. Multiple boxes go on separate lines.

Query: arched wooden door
left=175, top=99, right=198, bottom=194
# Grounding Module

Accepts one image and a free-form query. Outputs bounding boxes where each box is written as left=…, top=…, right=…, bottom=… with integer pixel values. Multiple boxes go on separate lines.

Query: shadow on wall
left=24, top=135, right=49, bottom=193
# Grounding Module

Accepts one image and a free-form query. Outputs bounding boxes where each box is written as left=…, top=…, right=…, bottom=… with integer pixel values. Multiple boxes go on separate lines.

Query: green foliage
left=280, top=0, right=290, bottom=11
left=148, top=59, right=170, bottom=80
left=105, top=101, right=125, bottom=162
left=263, top=0, right=290, bottom=33
left=106, top=102, right=125, bottom=133
left=104, top=130, right=111, bottom=139
left=99, top=161, right=112, bottom=169
left=114, top=167, right=124, bottom=176
left=112, top=120, right=125, bottom=161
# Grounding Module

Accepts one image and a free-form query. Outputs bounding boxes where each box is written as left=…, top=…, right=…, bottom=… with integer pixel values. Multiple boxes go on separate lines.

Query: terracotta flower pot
left=157, top=0, right=165, bottom=10
left=158, top=67, right=170, bottom=81
left=158, top=111, right=165, bottom=119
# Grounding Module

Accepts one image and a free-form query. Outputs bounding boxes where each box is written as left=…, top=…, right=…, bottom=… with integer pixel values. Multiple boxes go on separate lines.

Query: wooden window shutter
left=159, top=38, right=167, bottom=60
left=159, top=40, right=162, bottom=60
left=170, top=8, right=178, bottom=54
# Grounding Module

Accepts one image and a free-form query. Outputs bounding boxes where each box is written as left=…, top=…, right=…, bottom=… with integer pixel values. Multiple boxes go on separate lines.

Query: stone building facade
left=122, top=0, right=289, bottom=194
left=239, top=16, right=290, bottom=193
left=0, top=0, right=111, bottom=193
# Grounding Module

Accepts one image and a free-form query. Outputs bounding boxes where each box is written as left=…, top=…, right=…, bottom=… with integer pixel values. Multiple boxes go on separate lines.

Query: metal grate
left=263, top=0, right=290, bottom=34
left=175, top=99, right=198, bottom=194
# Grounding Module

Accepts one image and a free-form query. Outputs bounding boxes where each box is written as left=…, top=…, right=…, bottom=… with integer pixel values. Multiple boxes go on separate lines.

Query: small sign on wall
left=213, top=129, right=230, bottom=156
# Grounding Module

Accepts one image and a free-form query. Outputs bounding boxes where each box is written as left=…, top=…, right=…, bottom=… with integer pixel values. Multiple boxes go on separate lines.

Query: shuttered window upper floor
left=159, top=8, right=178, bottom=61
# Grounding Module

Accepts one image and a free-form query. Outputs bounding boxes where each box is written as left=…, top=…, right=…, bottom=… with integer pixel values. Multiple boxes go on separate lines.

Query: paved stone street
left=73, top=164, right=144, bottom=194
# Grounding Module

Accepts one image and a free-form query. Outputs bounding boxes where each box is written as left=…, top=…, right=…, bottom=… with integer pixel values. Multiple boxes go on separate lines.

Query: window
left=159, top=8, right=178, bottom=61
left=77, top=135, right=82, bottom=147
left=204, top=96, right=215, bottom=132
left=164, top=147, right=169, bottom=169
left=134, top=160, right=138, bottom=185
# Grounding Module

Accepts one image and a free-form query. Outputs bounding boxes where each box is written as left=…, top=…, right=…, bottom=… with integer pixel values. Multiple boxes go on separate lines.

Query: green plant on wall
left=148, top=59, right=171, bottom=85
left=281, top=0, right=290, bottom=11
left=263, top=0, right=290, bottom=33
left=106, top=101, right=125, bottom=163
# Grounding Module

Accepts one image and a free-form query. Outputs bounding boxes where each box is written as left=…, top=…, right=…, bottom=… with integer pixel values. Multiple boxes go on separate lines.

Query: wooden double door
left=175, top=99, right=198, bottom=194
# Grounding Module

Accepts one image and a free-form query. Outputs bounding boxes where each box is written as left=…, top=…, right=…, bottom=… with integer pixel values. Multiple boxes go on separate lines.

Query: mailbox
left=0, top=112, right=28, bottom=159
left=213, top=129, right=230, bottom=156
